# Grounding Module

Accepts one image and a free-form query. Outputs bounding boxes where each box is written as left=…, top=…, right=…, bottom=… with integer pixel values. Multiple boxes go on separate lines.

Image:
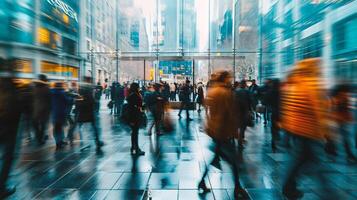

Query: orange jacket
left=280, top=59, right=327, bottom=140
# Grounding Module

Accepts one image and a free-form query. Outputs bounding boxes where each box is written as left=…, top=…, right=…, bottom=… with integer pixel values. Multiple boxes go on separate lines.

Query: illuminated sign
left=46, top=0, right=78, bottom=22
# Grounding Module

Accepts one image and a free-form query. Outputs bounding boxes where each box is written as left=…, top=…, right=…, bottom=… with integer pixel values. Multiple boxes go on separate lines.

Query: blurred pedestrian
left=199, top=71, right=249, bottom=199
left=234, top=80, right=252, bottom=148
left=127, top=83, right=145, bottom=156
left=75, top=85, right=104, bottom=149
left=94, top=82, right=103, bottom=112
left=331, top=84, right=356, bottom=162
left=31, top=74, right=51, bottom=145
left=51, top=82, right=69, bottom=149
left=146, top=83, right=165, bottom=136
left=265, top=79, right=281, bottom=151
left=0, top=59, right=22, bottom=197
left=280, top=58, right=330, bottom=199
left=249, top=79, right=259, bottom=119
left=178, top=80, right=192, bottom=121
left=196, top=82, right=204, bottom=112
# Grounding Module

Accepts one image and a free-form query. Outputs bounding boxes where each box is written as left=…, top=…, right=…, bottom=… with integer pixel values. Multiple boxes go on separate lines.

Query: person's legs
left=130, top=124, right=144, bottom=155
left=185, top=102, right=191, bottom=119
left=32, top=119, right=42, bottom=144
left=0, top=135, right=17, bottom=191
left=271, top=120, right=279, bottom=151
left=54, top=121, right=65, bottom=148
left=340, top=124, right=356, bottom=160
left=283, top=135, right=312, bottom=198
left=218, top=140, right=248, bottom=198
left=178, top=102, right=184, bottom=116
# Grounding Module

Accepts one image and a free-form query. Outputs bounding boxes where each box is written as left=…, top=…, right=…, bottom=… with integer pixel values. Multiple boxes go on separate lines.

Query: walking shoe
left=198, top=180, right=210, bottom=194
left=131, top=148, right=145, bottom=156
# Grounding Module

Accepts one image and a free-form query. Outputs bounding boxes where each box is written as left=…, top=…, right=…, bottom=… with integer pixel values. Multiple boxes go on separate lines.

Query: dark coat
left=76, top=91, right=95, bottom=123
left=126, top=92, right=143, bottom=124
left=32, top=81, right=51, bottom=120
left=0, top=78, right=21, bottom=142
left=51, top=88, right=68, bottom=124
left=234, top=88, right=252, bottom=128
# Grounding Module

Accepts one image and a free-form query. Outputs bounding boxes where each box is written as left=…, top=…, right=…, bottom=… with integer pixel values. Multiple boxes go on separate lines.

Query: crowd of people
left=1, top=58, right=357, bottom=199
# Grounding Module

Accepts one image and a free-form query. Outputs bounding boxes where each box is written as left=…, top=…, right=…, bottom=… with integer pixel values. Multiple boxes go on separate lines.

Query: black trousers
left=0, top=121, right=19, bottom=189
left=32, top=118, right=48, bottom=143
left=201, top=139, right=243, bottom=189
left=178, top=101, right=190, bottom=118
left=131, top=124, right=139, bottom=150
left=53, top=121, right=64, bottom=145
left=283, top=135, right=328, bottom=195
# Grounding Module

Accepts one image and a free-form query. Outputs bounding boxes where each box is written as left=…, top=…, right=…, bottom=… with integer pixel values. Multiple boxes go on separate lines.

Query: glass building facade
left=0, top=0, right=356, bottom=86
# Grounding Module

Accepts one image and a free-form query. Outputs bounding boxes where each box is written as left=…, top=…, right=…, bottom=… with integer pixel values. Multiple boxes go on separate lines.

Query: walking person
left=234, top=80, right=252, bottom=148
left=146, top=83, right=165, bottom=136
left=94, top=82, right=103, bottom=113
left=0, top=60, right=22, bottom=198
left=330, top=84, right=356, bottom=162
left=280, top=59, right=331, bottom=199
left=74, top=85, right=104, bottom=149
left=31, top=74, right=51, bottom=145
left=51, top=82, right=69, bottom=149
left=127, top=83, right=145, bottom=156
left=198, top=71, right=249, bottom=199
left=178, top=80, right=192, bottom=120
left=249, top=79, right=259, bottom=119
left=196, top=82, right=204, bottom=112
left=265, top=79, right=281, bottom=151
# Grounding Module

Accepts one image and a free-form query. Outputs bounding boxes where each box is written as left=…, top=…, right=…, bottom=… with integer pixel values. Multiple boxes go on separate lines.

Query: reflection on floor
left=7, top=99, right=357, bottom=200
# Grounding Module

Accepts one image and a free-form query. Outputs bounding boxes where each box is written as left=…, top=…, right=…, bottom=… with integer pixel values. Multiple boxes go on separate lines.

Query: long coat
left=205, top=84, right=237, bottom=141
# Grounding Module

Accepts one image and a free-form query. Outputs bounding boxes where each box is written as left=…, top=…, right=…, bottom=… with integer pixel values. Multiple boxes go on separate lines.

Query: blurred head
left=212, top=70, right=232, bottom=85
left=53, top=81, right=64, bottom=89
left=129, top=82, right=140, bottom=93
left=252, top=79, right=256, bottom=85
left=153, top=83, right=161, bottom=91
left=38, top=74, right=48, bottom=82
left=240, top=80, right=247, bottom=88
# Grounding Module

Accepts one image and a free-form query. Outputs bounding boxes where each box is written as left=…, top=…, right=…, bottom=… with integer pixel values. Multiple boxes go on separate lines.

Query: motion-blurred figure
left=75, top=85, right=104, bottom=149
left=196, top=82, right=204, bottom=112
left=51, top=82, right=69, bottom=149
left=178, top=80, right=192, bottom=121
left=330, top=84, right=356, bottom=162
left=199, top=71, right=249, bottom=199
left=249, top=79, right=259, bottom=119
left=31, top=74, right=51, bottom=145
left=265, top=79, right=281, bottom=151
left=280, top=59, right=329, bottom=199
left=127, top=83, right=145, bottom=156
left=0, top=59, right=21, bottom=197
left=234, top=80, right=252, bottom=148
left=146, top=83, right=164, bottom=136
left=94, top=82, right=103, bottom=113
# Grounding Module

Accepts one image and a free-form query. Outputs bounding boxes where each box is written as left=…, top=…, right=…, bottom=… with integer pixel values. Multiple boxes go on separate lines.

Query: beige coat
left=205, top=84, right=237, bottom=140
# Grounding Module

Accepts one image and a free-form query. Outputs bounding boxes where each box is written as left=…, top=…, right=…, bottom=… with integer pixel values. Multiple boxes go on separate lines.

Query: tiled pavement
left=5, top=99, right=357, bottom=200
